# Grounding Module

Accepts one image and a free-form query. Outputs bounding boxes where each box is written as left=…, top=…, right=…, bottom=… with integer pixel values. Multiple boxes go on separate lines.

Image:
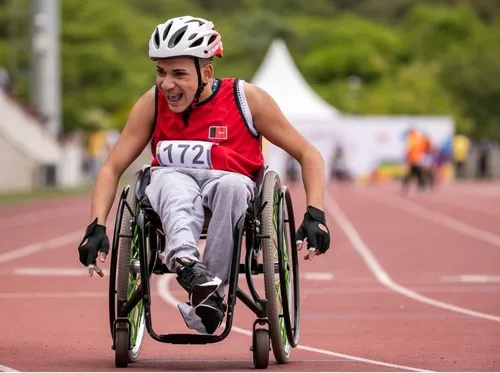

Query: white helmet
left=149, top=16, right=223, bottom=60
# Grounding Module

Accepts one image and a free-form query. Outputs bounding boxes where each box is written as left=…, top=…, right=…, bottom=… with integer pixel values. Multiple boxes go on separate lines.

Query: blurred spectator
left=285, top=155, right=300, bottom=182
left=476, top=137, right=492, bottom=179
left=106, top=128, right=120, bottom=150
left=453, top=134, right=470, bottom=180
left=81, top=108, right=115, bottom=183
left=434, top=135, right=453, bottom=184
left=401, top=128, right=426, bottom=192
left=86, top=124, right=110, bottom=184
left=0, top=67, right=11, bottom=93
left=330, top=145, right=351, bottom=182
left=421, top=133, right=436, bottom=188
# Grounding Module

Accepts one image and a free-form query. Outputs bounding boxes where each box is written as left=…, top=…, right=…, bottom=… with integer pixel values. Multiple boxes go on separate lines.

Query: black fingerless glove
left=78, top=218, right=110, bottom=266
left=296, top=206, right=330, bottom=253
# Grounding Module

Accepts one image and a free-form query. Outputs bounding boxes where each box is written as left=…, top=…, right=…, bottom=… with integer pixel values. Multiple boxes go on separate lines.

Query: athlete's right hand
left=78, top=218, right=110, bottom=277
left=296, top=206, right=330, bottom=260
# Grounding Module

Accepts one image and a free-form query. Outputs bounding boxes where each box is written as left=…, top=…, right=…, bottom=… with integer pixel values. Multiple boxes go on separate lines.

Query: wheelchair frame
left=108, top=165, right=300, bottom=369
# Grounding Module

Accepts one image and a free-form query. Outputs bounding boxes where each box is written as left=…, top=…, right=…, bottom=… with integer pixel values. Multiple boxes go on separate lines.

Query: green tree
left=402, top=3, right=485, bottom=61
left=296, top=15, right=406, bottom=84
left=0, top=0, right=499, bottom=138
left=440, top=31, right=500, bottom=139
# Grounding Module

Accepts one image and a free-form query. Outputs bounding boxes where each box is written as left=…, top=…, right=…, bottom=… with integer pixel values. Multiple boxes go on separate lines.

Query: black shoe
left=195, top=294, right=227, bottom=335
left=175, top=258, right=222, bottom=307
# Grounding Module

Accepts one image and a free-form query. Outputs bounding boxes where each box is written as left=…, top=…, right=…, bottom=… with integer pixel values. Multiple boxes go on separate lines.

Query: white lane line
left=10, top=267, right=331, bottom=280
left=325, top=191, right=500, bottom=323
left=0, top=205, right=84, bottom=229
left=156, top=275, right=432, bottom=372
left=355, top=189, right=500, bottom=248
left=302, top=272, right=334, bottom=280
left=301, top=286, right=500, bottom=294
left=440, top=275, right=500, bottom=284
left=12, top=267, right=110, bottom=276
left=139, top=358, right=351, bottom=363
left=0, top=231, right=82, bottom=265
left=0, top=292, right=106, bottom=299
left=423, top=196, right=500, bottom=219
left=238, top=272, right=333, bottom=281
left=0, top=364, right=19, bottom=372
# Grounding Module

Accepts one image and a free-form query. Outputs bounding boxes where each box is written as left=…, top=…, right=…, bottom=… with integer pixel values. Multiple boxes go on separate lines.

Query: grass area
left=0, top=184, right=94, bottom=206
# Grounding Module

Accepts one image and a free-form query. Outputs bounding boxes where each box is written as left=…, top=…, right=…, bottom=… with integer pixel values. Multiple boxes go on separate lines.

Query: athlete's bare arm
left=244, top=82, right=326, bottom=210
left=90, top=87, right=156, bottom=225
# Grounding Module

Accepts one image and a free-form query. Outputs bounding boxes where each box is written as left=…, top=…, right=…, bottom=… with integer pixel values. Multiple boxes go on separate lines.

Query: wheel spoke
left=126, top=206, right=145, bottom=350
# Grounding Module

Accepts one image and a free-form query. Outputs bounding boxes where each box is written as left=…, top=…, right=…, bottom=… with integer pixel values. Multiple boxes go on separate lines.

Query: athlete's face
left=155, top=58, right=212, bottom=113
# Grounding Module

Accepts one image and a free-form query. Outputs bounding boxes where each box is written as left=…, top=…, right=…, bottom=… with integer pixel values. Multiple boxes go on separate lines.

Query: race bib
left=156, top=140, right=216, bottom=169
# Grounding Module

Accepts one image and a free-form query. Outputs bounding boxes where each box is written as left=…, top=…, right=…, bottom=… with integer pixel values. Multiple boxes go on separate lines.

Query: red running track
left=0, top=180, right=499, bottom=372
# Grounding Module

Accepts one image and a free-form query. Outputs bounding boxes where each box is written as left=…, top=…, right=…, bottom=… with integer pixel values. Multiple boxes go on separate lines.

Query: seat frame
left=110, top=165, right=276, bottom=345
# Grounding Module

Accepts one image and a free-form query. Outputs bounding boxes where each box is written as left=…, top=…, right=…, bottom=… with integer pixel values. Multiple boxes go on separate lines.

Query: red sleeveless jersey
left=150, top=78, right=264, bottom=181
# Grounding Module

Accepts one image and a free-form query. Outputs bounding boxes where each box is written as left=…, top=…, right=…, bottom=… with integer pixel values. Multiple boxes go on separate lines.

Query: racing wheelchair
left=108, top=165, right=301, bottom=369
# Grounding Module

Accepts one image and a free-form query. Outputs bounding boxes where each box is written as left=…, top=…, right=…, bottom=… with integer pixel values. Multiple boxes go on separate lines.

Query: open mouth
left=165, top=92, right=183, bottom=103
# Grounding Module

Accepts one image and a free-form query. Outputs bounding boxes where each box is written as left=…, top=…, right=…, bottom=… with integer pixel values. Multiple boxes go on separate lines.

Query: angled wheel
left=109, top=171, right=149, bottom=365
left=252, top=328, right=270, bottom=369
left=260, top=170, right=300, bottom=364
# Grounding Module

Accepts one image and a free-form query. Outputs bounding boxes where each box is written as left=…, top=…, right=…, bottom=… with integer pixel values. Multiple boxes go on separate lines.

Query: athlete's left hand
left=295, top=206, right=330, bottom=260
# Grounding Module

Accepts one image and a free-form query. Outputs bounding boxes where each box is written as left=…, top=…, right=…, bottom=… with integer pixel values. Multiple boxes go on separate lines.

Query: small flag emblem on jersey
left=209, top=126, right=228, bottom=140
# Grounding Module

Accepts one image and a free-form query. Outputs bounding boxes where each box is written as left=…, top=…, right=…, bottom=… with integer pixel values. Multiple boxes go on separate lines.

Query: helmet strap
left=182, top=58, right=206, bottom=127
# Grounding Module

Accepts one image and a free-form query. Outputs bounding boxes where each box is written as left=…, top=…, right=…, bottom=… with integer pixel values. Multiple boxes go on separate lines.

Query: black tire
left=260, top=170, right=292, bottom=364
left=252, top=328, right=270, bottom=369
left=114, top=326, right=129, bottom=368
left=277, top=186, right=300, bottom=348
left=113, top=171, right=147, bottom=363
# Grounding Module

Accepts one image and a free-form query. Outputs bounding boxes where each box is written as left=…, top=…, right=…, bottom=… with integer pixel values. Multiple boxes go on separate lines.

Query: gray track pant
left=144, top=167, right=256, bottom=297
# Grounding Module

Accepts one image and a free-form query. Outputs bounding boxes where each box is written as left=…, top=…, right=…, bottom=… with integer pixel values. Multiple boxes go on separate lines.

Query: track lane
left=0, top=187, right=429, bottom=372
left=327, top=183, right=500, bottom=371
left=2, top=182, right=500, bottom=371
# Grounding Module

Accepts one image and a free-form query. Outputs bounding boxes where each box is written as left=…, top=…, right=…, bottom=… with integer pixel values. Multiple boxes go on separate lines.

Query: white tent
left=251, top=39, right=344, bottom=178
left=252, top=38, right=341, bottom=126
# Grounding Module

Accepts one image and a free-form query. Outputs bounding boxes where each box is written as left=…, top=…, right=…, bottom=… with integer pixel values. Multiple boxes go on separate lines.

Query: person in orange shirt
left=421, top=133, right=437, bottom=188
left=401, top=128, right=426, bottom=193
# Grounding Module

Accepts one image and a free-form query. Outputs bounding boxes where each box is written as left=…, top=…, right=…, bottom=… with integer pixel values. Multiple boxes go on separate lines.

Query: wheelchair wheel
left=114, top=326, right=130, bottom=368
left=252, top=328, right=270, bottom=369
left=110, top=171, right=148, bottom=367
left=260, top=170, right=300, bottom=364
left=278, top=185, right=300, bottom=348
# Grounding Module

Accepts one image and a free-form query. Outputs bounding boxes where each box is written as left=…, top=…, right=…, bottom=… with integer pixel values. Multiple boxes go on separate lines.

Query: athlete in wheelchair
left=77, top=16, right=331, bottom=369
